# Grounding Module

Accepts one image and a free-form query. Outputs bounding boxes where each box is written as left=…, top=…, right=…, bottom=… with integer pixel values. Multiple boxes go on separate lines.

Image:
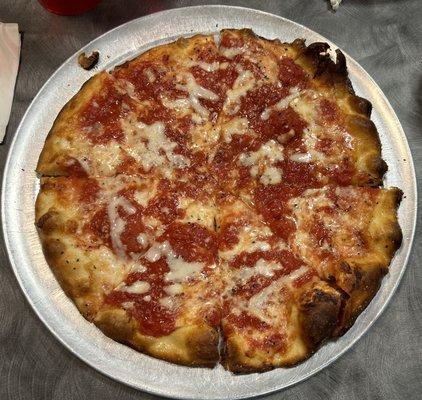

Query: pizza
left=35, top=29, right=402, bottom=372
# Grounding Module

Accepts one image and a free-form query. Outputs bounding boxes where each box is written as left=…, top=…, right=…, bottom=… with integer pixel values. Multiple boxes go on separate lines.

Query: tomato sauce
left=225, top=311, right=269, bottom=333
left=88, top=207, right=112, bottom=248
left=77, top=178, right=100, bottom=203
left=310, top=219, right=332, bottom=247
left=319, top=98, right=339, bottom=124
left=64, top=157, right=89, bottom=177
left=254, top=184, right=304, bottom=240
left=106, top=258, right=177, bottom=337
left=316, top=137, right=336, bottom=155
left=218, top=219, right=247, bottom=251
left=326, top=162, right=354, bottom=186
left=113, top=62, right=166, bottom=101
left=278, top=58, right=309, bottom=89
left=79, top=79, right=132, bottom=145
left=281, top=160, right=320, bottom=187
left=238, top=84, right=289, bottom=122
left=162, top=222, right=217, bottom=265
left=257, top=107, right=307, bottom=143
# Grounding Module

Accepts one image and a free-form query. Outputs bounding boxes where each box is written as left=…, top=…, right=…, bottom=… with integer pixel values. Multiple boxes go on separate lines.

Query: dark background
left=0, top=1, right=421, bottom=399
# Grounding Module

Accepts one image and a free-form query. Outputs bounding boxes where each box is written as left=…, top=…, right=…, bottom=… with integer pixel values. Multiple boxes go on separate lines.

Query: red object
left=38, top=0, right=102, bottom=15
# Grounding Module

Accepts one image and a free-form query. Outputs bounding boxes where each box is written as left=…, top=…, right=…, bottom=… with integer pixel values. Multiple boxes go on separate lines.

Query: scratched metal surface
left=0, top=1, right=421, bottom=399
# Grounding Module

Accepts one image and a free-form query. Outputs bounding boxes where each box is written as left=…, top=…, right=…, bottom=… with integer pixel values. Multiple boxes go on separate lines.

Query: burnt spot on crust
left=36, top=211, right=59, bottom=233
left=223, top=337, right=271, bottom=373
left=186, top=326, right=220, bottom=367
left=95, top=309, right=137, bottom=342
left=335, top=265, right=387, bottom=336
left=371, top=157, right=388, bottom=183
left=299, top=283, right=343, bottom=349
left=41, top=234, right=66, bottom=259
left=349, top=95, right=373, bottom=117
left=335, top=261, right=359, bottom=294
left=78, top=51, right=99, bottom=70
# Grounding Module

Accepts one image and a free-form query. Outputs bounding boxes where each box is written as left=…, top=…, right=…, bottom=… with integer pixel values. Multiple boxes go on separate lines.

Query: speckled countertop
left=0, top=1, right=421, bottom=399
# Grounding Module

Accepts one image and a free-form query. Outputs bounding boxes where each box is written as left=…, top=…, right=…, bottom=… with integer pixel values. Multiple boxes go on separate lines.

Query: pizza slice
left=36, top=34, right=234, bottom=179
left=286, top=185, right=402, bottom=332
left=211, top=29, right=386, bottom=199
left=94, top=218, right=221, bottom=367
left=217, top=194, right=345, bottom=372
left=35, top=173, right=217, bottom=320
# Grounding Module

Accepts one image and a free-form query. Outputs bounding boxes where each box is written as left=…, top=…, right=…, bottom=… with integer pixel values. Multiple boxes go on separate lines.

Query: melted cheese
left=238, top=140, right=284, bottom=184
left=133, top=182, right=158, bottom=207
left=107, top=196, right=136, bottom=259
left=72, top=155, right=91, bottom=174
left=289, top=93, right=349, bottom=165
left=180, top=199, right=215, bottom=229
left=224, top=69, right=255, bottom=115
left=260, top=87, right=301, bottom=120
left=220, top=46, right=246, bottom=59
left=144, top=241, right=204, bottom=283
left=289, top=152, right=312, bottom=163
left=160, top=96, right=191, bottom=115
left=186, top=60, right=220, bottom=72
left=175, top=73, right=219, bottom=119
left=260, top=166, right=282, bottom=185
left=236, top=259, right=281, bottom=285
left=121, top=280, right=150, bottom=294
left=220, top=224, right=274, bottom=261
left=159, top=296, right=176, bottom=308
left=238, top=140, right=284, bottom=167
left=115, top=79, right=138, bottom=101
left=122, top=120, right=190, bottom=173
left=144, top=68, right=156, bottom=83
left=190, top=122, right=221, bottom=152
left=248, top=266, right=309, bottom=312
left=121, top=301, right=134, bottom=309
left=71, top=141, right=122, bottom=176
left=221, top=117, right=249, bottom=143
left=166, top=256, right=204, bottom=283
left=137, top=233, right=148, bottom=247
left=165, top=283, right=183, bottom=296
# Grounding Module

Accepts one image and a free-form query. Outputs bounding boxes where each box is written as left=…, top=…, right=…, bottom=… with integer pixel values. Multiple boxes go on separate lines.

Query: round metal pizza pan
left=1, top=5, right=417, bottom=399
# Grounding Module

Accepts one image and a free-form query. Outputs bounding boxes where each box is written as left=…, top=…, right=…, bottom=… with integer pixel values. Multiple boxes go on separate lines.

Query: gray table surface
left=0, top=1, right=421, bottom=399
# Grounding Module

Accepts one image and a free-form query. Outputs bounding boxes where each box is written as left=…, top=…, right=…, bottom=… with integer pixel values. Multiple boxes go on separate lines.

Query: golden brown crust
left=223, top=279, right=344, bottom=373
left=335, top=188, right=402, bottom=334
left=299, top=280, right=343, bottom=350
left=94, top=307, right=219, bottom=367
left=35, top=177, right=134, bottom=319
left=346, top=115, right=387, bottom=186
left=36, top=73, right=109, bottom=176
left=36, top=210, right=106, bottom=320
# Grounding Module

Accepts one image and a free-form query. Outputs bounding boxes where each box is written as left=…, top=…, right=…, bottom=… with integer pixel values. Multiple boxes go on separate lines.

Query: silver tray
left=1, top=5, right=417, bottom=399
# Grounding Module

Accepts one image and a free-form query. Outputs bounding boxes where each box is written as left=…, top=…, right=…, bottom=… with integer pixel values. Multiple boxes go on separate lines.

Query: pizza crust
left=336, top=188, right=402, bottom=334
left=95, top=307, right=219, bottom=367
left=223, top=279, right=344, bottom=373
left=36, top=73, right=110, bottom=176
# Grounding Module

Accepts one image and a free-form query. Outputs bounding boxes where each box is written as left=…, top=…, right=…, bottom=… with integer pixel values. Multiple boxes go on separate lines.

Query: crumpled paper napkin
left=330, top=0, right=343, bottom=10
left=0, top=23, right=20, bottom=143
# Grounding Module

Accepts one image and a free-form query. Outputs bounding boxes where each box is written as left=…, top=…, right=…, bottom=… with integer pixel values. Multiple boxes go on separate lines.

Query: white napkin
left=330, top=0, right=343, bottom=10
left=0, top=23, right=20, bottom=143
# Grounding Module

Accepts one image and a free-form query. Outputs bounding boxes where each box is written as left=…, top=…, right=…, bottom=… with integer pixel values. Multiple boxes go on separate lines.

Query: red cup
left=38, top=0, right=102, bottom=16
